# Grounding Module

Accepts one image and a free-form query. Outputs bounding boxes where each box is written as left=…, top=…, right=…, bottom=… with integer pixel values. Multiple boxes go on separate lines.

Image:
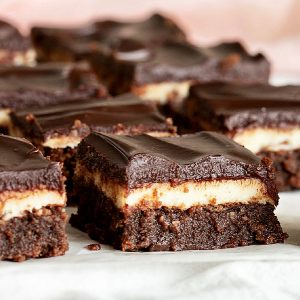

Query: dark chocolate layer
left=0, top=20, right=30, bottom=52
left=76, top=132, right=277, bottom=198
left=0, top=206, right=68, bottom=261
left=133, top=41, right=270, bottom=85
left=0, top=135, right=64, bottom=192
left=70, top=181, right=286, bottom=251
left=11, top=93, right=175, bottom=142
left=31, top=13, right=186, bottom=62
left=0, top=63, right=107, bottom=110
left=184, top=83, right=300, bottom=132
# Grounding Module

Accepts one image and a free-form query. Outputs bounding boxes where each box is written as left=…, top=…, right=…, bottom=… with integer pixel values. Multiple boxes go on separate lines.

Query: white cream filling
left=232, top=127, right=300, bottom=153
left=0, top=108, right=11, bottom=127
left=1, top=189, right=66, bottom=221
left=76, top=164, right=274, bottom=209
left=121, top=179, right=273, bottom=208
left=0, top=49, right=36, bottom=66
left=132, top=81, right=191, bottom=104
left=42, top=136, right=82, bottom=149
left=13, top=49, right=36, bottom=66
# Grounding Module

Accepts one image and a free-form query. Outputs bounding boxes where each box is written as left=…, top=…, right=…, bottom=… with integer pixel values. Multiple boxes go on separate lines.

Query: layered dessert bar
left=0, top=63, right=107, bottom=133
left=0, top=20, right=35, bottom=65
left=70, top=131, right=286, bottom=251
left=183, top=83, right=300, bottom=190
left=90, top=41, right=270, bottom=107
left=0, top=135, right=67, bottom=261
left=31, top=13, right=186, bottom=63
left=10, top=94, right=176, bottom=201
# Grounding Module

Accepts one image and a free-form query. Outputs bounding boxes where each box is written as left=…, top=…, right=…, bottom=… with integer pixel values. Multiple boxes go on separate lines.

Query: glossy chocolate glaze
left=0, top=135, right=63, bottom=192
left=93, top=13, right=186, bottom=46
left=31, top=13, right=186, bottom=62
left=77, top=131, right=278, bottom=200
left=121, top=41, right=270, bottom=85
left=185, top=83, right=300, bottom=131
left=0, top=64, right=107, bottom=110
left=11, top=94, right=175, bottom=141
left=0, top=20, right=30, bottom=51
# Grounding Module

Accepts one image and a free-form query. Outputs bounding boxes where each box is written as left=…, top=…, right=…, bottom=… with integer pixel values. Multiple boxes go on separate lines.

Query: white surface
left=1, top=191, right=300, bottom=300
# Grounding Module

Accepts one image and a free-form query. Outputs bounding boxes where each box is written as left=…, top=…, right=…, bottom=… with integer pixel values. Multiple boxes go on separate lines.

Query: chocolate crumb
left=86, top=243, right=102, bottom=251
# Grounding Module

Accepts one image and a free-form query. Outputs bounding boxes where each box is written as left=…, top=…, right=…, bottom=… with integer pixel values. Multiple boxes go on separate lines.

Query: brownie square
left=31, top=13, right=186, bottom=63
left=70, top=131, right=285, bottom=251
left=0, top=63, right=107, bottom=133
left=10, top=94, right=176, bottom=203
left=0, top=20, right=35, bottom=65
left=183, top=82, right=300, bottom=190
left=89, top=41, right=270, bottom=109
left=0, top=135, right=67, bottom=261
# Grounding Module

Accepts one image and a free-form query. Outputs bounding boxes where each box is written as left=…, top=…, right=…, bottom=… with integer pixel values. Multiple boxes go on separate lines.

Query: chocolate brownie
left=0, top=20, right=35, bottom=65
left=183, top=82, right=300, bottom=190
left=89, top=41, right=270, bottom=108
left=31, top=13, right=186, bottom=62
left=0, top=134, right=67, bottom=261
left=70, top=131, right=286, bottom=251
left=0, top=63, right=107, bottom=133
left=10, top=94, right=176, bottom=203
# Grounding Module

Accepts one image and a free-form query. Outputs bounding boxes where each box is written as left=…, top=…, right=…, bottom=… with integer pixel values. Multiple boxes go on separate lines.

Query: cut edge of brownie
left=0, top=206, right=68, bottom=261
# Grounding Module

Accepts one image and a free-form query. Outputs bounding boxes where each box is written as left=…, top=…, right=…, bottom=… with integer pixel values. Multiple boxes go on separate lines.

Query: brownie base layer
left=259, top=149, right=300, bottom=191
left=44, top=146, right=77, bottom=205
left=0, top=206, right=68, bottom=261
left=70, top=181, right=286, bottom=251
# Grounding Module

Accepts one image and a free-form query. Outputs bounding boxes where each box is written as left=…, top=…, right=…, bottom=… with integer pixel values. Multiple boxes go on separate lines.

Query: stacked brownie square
left=70, top=131, right=285, bottom=251
left=31, top=13, right=270, bottom=110
left=183, top=83, right=300, bottom=191
left=0, top=135, right=67, bottom=261
left=0, top=63, right=106, bottom=133
left=90, top=41, right=270, bottom=108
left=0, top=20, right=35, bottom=65
left=31, top=13, right=186, bottom=63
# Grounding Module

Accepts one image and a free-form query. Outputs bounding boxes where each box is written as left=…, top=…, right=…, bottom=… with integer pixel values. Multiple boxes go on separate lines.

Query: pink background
left=0, top=0, right=299, bottom=78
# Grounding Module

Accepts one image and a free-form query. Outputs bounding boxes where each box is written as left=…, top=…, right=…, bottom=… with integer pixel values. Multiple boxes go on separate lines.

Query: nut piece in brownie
left=0, top=135, right=67, bottom=261
left=183, top=83, right=300, bottom=191
left=31, top=13, right=186, bottom=63
left=0, top=20, right=35, bottom=65
left=70, top=131, right=286, bottom=251
left=0, top=63, right=107, bottom=133
left=10, top=94, right=176, bottom=202
left=89, top=41, right=270, bottom=108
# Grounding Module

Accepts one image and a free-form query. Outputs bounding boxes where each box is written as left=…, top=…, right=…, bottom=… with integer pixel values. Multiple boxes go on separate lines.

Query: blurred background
left=0, top=0, right=299, bottom=80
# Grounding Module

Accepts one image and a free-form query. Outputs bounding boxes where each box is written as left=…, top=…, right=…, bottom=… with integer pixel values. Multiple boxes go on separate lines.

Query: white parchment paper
left=1, top=191, right=300, bottom=300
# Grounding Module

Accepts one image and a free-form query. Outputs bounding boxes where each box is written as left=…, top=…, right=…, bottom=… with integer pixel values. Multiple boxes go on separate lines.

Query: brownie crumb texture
left=86, top=243, right=102, bottom=251
left=0, top=206, right=68, bottom=262
left=259, top=149, right=300, bottom=191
